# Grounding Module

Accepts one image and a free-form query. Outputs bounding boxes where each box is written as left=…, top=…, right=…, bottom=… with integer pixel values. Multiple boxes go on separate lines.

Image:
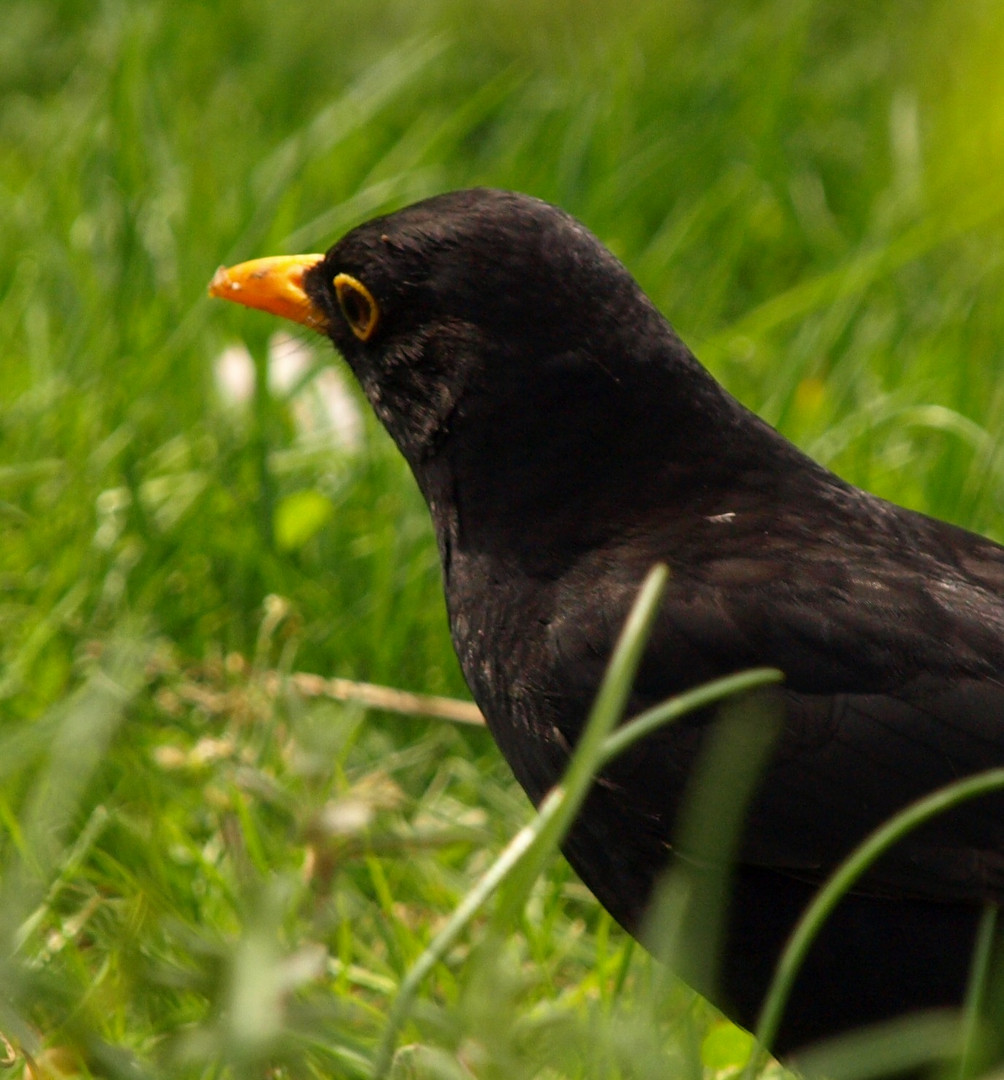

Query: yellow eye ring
left=334, top=273, right=379, bottom=341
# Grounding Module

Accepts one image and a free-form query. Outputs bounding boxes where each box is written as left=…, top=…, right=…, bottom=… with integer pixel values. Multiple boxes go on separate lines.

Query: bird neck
left=414, top=349, right=786, bottom=577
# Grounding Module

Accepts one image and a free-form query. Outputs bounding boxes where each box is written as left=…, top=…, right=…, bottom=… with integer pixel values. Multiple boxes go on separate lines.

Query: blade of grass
left=370, top=563, right=668, bottom=1079
left=748, top=768, right=1004, bottom=1076
left=491, top=564, right=670, bottom=920
left=372, top=565, right=785, bottom=1079
left=959, top=904, right=999, bottom=1080
left=640, top=687, right=783, bottom=1004
left=598, top=667, right=782, bottom=768
left=791, top=1011, right=969, bottom=1080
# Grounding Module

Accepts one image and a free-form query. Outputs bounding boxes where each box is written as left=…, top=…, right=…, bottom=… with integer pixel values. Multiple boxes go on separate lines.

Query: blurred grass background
left=1, top=0, right=1003, bottom=1076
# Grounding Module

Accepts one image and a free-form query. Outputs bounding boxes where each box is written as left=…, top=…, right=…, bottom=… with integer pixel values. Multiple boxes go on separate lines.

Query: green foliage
left=1, top=0, right=1003, bottom=1076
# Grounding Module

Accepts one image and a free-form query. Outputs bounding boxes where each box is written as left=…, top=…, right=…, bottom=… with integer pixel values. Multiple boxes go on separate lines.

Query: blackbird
left=210, top=189, right=1004, bottom=1056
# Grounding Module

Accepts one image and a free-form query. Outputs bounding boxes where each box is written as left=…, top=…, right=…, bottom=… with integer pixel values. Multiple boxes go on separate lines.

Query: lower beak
left=209, top=254, right=328, bottom=332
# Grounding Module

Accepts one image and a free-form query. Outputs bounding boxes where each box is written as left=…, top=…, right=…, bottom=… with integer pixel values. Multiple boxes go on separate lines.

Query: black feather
left=303, top=188, right=1004, bottom=1053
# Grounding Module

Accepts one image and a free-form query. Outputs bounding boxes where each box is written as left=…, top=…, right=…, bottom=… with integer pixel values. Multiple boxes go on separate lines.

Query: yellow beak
left=208, top=254, right=328, bottom=332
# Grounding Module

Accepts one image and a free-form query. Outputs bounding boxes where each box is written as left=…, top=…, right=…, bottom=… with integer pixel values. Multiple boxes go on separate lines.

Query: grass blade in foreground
left=749, top=769, right=1004, bottom=1078
left=371, top=563, right=667, bottom=1079
left=373, top=564, right=783, bottom=1078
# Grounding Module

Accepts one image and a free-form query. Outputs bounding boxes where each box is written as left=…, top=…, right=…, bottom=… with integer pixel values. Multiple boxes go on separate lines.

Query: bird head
left=210, top=189, right=685, bottom=466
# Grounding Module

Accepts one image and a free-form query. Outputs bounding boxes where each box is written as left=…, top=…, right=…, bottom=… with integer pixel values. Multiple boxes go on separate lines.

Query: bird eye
left=334, top=273, right=379, bottom=341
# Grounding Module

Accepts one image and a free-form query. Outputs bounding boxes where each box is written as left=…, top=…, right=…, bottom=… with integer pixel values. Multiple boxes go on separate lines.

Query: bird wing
left=544, top=486, right=1004, bottom=904
left=738, top=684, right=1004, bottom=901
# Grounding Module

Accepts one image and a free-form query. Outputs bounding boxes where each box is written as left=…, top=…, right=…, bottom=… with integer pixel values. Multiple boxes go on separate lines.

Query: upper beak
left=209, top=254, right=328, bottom=332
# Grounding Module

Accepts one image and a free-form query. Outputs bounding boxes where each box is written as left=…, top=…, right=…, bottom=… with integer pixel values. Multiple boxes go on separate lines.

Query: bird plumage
left=214, top=188, right=1004, bottom=1054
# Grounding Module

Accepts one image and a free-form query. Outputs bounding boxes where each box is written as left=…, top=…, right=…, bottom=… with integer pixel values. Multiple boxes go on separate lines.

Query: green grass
left=2, top=0, right=1004, bottom=1076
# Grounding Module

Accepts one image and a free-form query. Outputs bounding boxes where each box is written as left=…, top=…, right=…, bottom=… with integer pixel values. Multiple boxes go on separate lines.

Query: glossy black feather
left=303, top=189, right=1004, bottom=1053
